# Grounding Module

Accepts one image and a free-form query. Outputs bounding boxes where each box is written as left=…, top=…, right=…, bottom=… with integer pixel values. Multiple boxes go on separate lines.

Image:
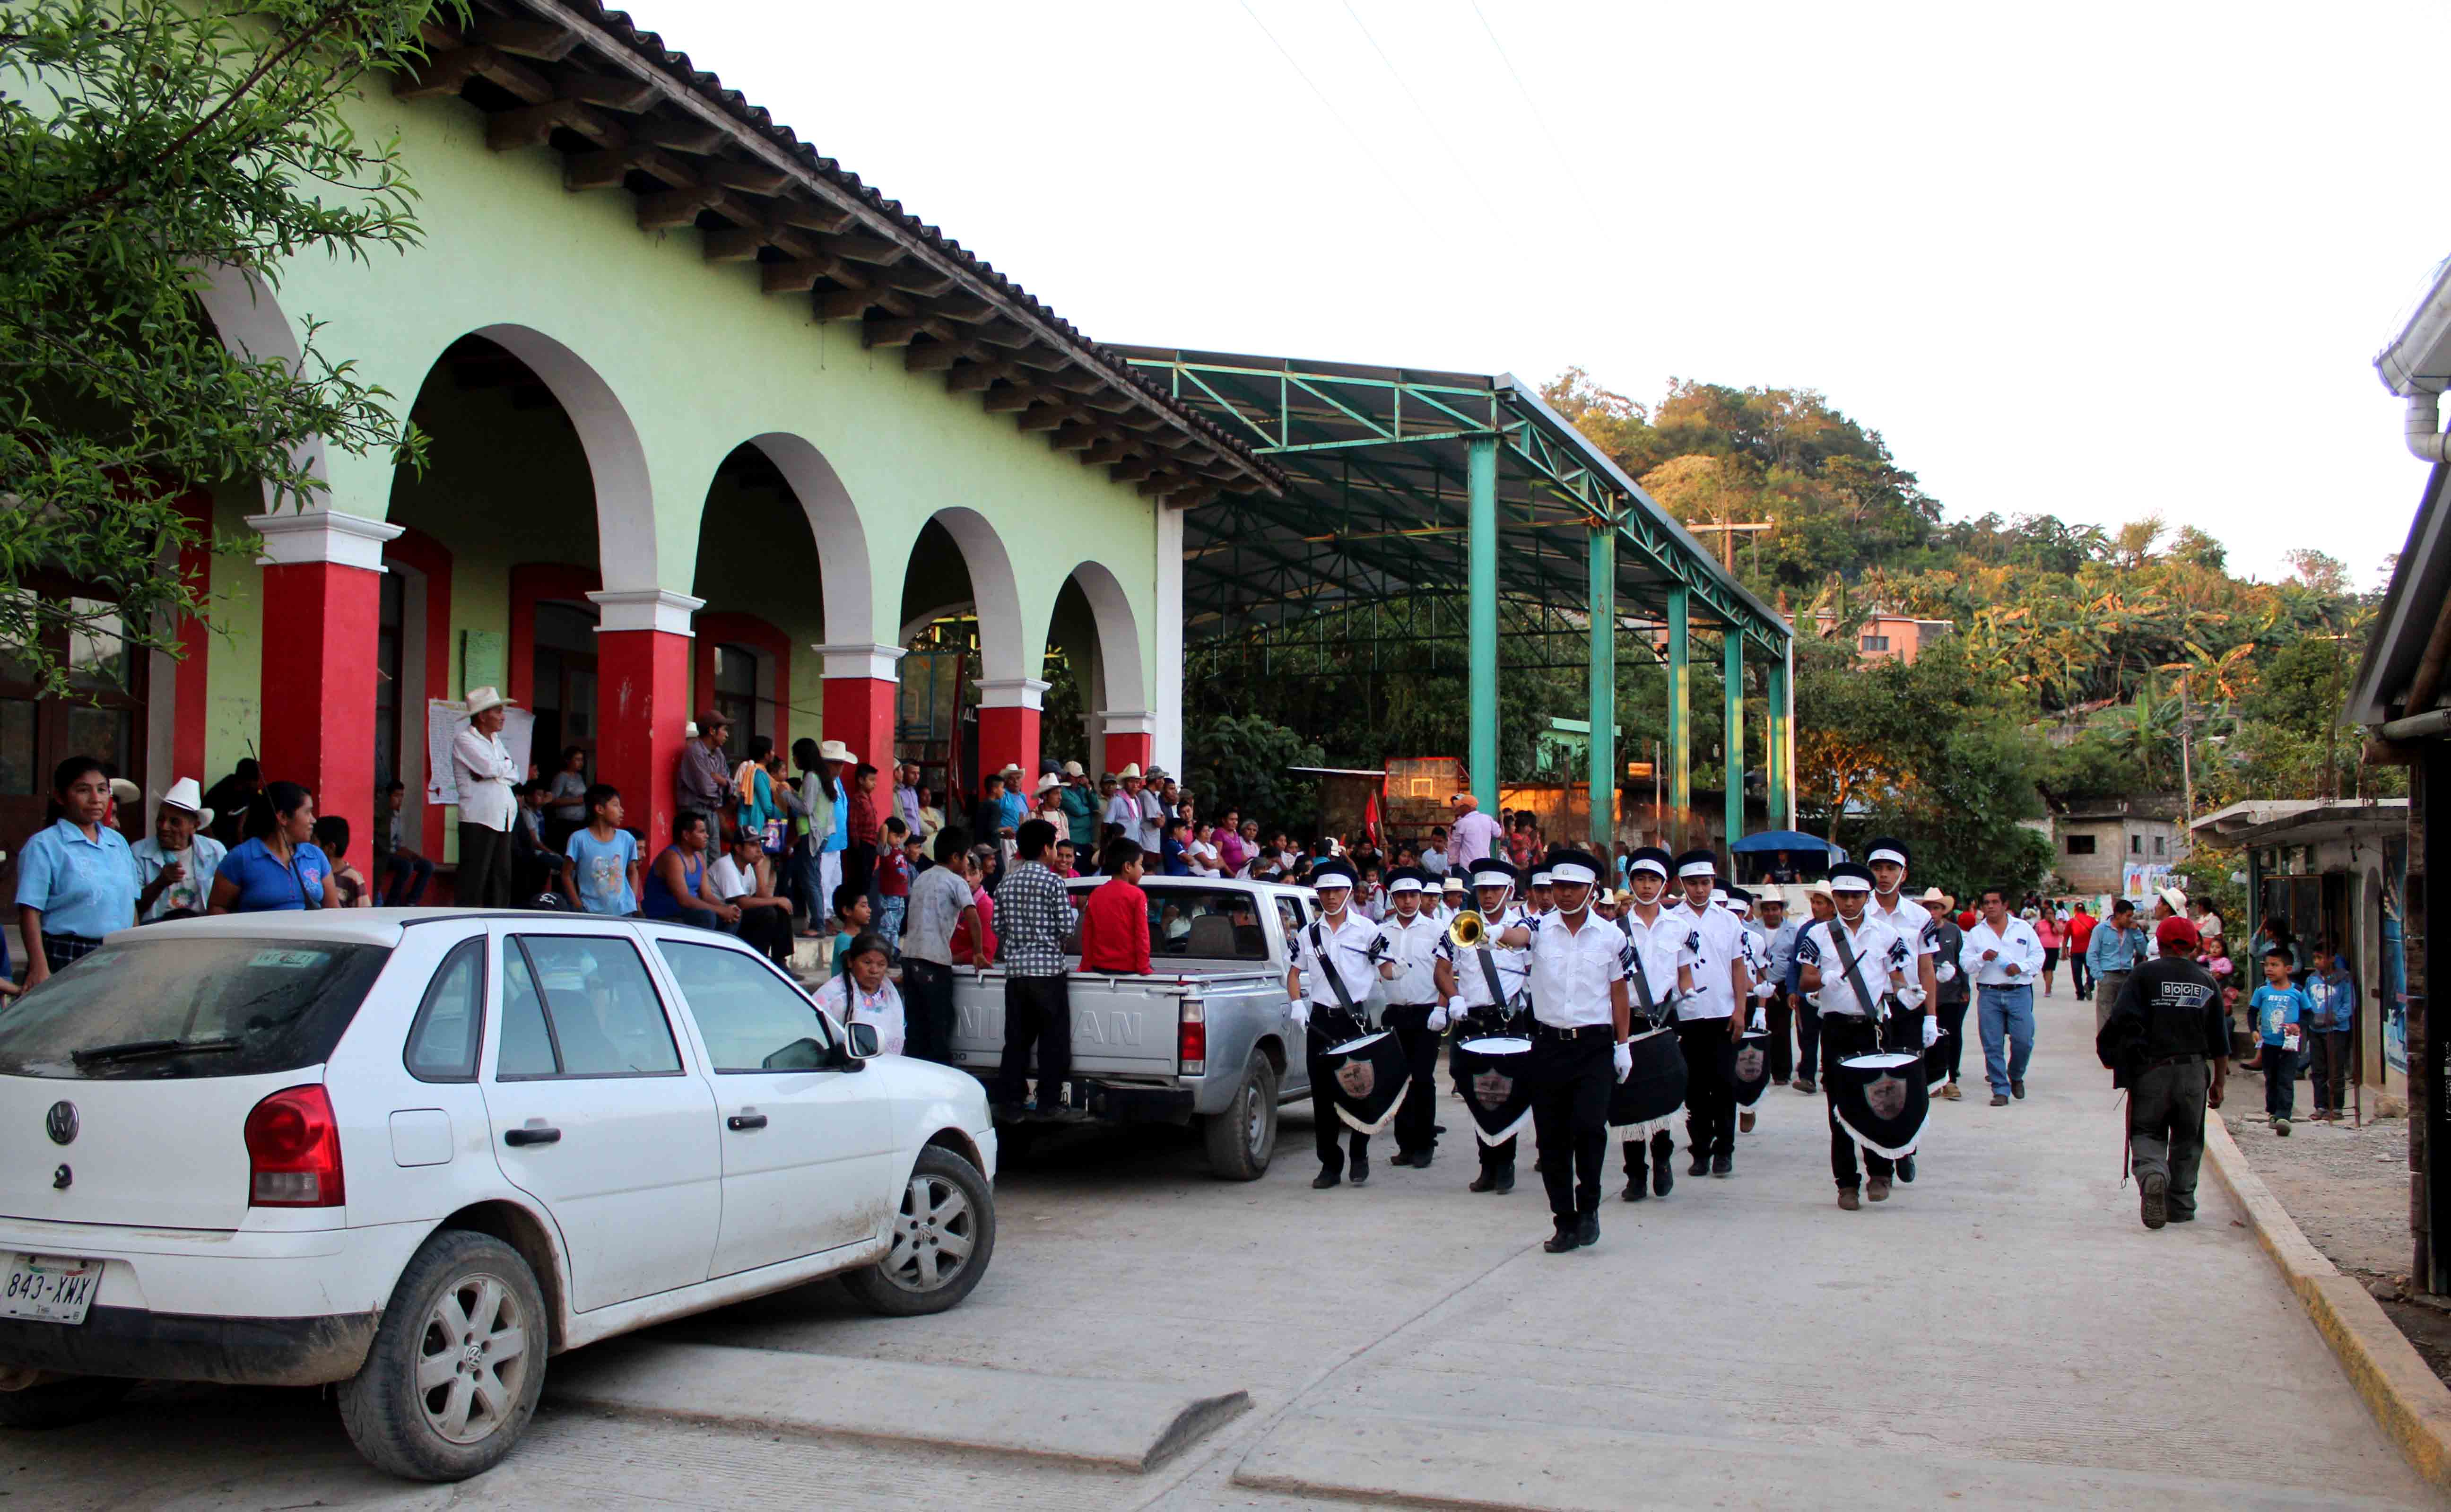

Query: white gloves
left=1288, top=999, right=1310, bottom=1030
left=1936, top=962, right=1957, bottom=983
left=1921, top=1017, right=1940, bottom=1048
left=1896, top=982, right=1927, bottom=1011
left=1748, top=1006, right=1767, bottom=1033
left=1427, top=1006, right=1450, bottom=1033
left=1613, top=1040, right=1633, bottom=1082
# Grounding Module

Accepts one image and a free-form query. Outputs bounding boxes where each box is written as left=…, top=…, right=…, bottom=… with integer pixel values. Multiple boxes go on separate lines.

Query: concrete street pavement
left=2, top=989, right=2434, bottom=1509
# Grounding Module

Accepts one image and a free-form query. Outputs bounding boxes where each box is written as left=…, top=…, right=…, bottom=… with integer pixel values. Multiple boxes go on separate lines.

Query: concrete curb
left=2205, top=1109, right=2451, bottom=1494
left=545, top=1338, right=1249, bottom=1472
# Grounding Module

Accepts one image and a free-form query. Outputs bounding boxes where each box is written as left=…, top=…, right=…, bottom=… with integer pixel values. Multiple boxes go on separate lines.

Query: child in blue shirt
left=2304, top=943, right=2359, bottom=1123
left=2250, top=948, right=2312, bottom=1134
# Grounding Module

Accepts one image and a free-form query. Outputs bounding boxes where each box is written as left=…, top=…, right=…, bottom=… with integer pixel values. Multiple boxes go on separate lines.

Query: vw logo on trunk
left=43, top=1101, right=77, bottom=1147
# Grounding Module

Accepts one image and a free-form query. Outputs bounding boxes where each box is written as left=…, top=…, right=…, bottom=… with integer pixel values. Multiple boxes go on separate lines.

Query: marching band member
left=1619, top=846, right=1696, bottom=1201
left=1377, top=868, right=1449, bottom=1169
left=1527, top=868, right=1554, bottom=918
left=1671, top=849, right=1751, bottom=1178
left=1284, top=858, right=1398, bottom=1190
left=1727, top=885, right=1775, bottom=1135
left=1863, top=835, right=1939, bottom=1063
left=1796, top=862, right=1918, bottom=1209
left=1496, top=848, right=1634, bottom=1251
left=1435, top=859, right=1531, bottom=1194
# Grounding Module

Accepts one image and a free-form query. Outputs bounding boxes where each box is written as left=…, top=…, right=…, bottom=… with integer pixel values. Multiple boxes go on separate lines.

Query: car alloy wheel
left=416, top=1271, right=530, bottom=1445
left=883, top=1171, right=977, bottom=1293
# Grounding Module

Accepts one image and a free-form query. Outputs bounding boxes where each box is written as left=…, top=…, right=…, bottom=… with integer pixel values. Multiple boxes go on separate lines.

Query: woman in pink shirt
left=1216, top=809, right=1249, bottom=874
left=2035, top=911, right=2063, bottom=997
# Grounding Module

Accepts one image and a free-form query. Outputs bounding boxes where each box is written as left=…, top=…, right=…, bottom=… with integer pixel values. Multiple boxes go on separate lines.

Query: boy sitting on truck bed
left=1078, top=838, right=1152, bottom=974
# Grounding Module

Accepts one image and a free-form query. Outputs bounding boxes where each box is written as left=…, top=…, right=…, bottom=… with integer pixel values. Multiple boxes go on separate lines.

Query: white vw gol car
left=0, top=910, right=997, bottom=1480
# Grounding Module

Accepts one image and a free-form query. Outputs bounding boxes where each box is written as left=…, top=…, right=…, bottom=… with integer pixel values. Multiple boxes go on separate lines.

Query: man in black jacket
left=2095, top=916, right=2228, bottom=1230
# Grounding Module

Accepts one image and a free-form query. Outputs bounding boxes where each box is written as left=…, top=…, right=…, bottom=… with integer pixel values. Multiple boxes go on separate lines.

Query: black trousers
left=1764, top=996, right=1795, bottom=1084
left=902, top=958, right=956, bottom=1065
left=1822, top=1014, right=1894, bottom=1190
left=1307, top=1023, right=1370, bottom=1174
left=995, top=974, right=1073, bottom=1110
left=1676, top=1017, right=1737, bottom=1159
left=1382, top=1004, right=1444, bottom=1156
left=1528, top=1027, right=1611, bottom=1222
left=1927, top=997, right=1969, bottom=1084
left=1795, top=996, right=1820, bottom=1082
left=734, top=902, right=794, bottom=965
left=456, top=822, right=514, bottom=908
left=1620, top=1129, right=1675, bottom=1182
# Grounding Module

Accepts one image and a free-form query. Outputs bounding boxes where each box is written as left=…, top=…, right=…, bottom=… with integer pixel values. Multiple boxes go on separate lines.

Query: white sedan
left=0, top=910, right=997, bottom=1480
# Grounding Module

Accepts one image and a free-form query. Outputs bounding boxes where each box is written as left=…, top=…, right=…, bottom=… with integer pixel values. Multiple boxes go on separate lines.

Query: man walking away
left=2096, top=917, right=2226, bottom=1228
left=2067, top=904, right=2096, bottom=1000
left=1961, top=887, right=2043, bottom=1107
left=992, top=819, right=1074, bottom=1121
left=2087, top=898, right=2147, bottom=1034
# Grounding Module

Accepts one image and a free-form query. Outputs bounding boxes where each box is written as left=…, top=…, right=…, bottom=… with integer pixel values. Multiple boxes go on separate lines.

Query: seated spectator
left=314, top=817, right=372, bottom=907
left=1161, top=817, right=1191, bottom=876
left=562, top=783, right=641, bottom=917
left=643, top=810, right=737, bottom=931
left=709, top=828, right=793, bottom=964
left=132, top=775, right=224, bottom=922
left=1078, top=838, right=1151, bottom=974
left=208, top=781, right=335, bottom=917
left=375, top=780, right=431, bottom=905
left=815, top=932, right=906, bottom=1056
left=830, top=884, right=873, bottom=977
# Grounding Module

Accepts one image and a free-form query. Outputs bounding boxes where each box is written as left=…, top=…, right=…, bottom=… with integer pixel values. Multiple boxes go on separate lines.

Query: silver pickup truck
left=946, top=875, right=1363, bottom=1180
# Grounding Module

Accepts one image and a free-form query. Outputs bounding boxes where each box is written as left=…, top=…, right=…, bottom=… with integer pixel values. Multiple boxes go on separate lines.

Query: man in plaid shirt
left=992, top=818, right=1076, bottom=1119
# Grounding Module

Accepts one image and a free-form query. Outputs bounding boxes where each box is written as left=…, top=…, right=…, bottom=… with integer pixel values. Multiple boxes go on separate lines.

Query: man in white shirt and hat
left=452, top=686, right=520, bottom=907
left=1617, top=846, right=1697, bottom=1201
left=2144, top=885, right=2187, bottom=961
left=1107, top=765, right=1146, bottom=843
left=131, top=777, right=224, bottom=922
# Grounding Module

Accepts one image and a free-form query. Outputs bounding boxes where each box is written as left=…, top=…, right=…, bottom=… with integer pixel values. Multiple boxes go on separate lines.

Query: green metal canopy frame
left=1116, top=347, right=1796, bottom=851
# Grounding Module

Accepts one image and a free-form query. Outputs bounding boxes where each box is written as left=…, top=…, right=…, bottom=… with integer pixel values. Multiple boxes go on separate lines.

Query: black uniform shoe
left=1350, top=1153, right=1370, bottom=1186
left=1576, top=1210, right=1600, bottom=1247
left=1711, top=1152, right=1732, bottom=1177
left=1544, top=1222, right=1580, bottom=1253
left=1469, top=1167, right=1497, bottom=1193
left=2011, top=1079, right=2025, bottom=1099
left=1689, top=1152, right=1711, bottom=1176
left=1494, top=1163, right=1515, bottom=1194
left=2139, top=1171, right=2168, bottom=1230
left=1413, top=1147, right=1434, bottom=1170
left=1621, top=1180, right=1646, bottom=1202
left=1312, top=1171, right=1341, bottom=1190
left=1896, top=1155, right=1917, bottom=1184
left=1653, top=1160, right=1673, bottom=1198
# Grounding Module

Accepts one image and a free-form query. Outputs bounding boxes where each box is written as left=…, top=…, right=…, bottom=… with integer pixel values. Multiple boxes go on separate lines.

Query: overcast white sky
left=660, top=0, right=2450, bottom=586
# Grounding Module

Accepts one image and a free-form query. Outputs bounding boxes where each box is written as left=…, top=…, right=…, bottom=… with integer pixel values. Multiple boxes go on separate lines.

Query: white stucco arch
left=736, top=432, right=871, bottom=646
left=192, top=264, right=326, bottom=504
left=463, top=322, right=657, bottom=594
left=913, top=507, right=1027, bottom=683
left=1056, top=559, right=1148, bottom=713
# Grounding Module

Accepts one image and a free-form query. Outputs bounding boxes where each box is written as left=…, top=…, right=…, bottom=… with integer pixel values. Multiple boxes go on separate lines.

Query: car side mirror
left=844, top=1021, right=881, bottom=1060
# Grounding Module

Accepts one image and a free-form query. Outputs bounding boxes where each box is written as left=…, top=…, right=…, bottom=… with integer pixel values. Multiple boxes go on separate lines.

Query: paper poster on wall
left=425, top=699, right=534, bottom=807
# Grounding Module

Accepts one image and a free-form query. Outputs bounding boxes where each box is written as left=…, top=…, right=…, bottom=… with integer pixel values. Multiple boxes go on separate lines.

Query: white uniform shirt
left=1291, top=909, right=1389, bottom=1018
left=1960, top=915, right=2046, bottom=987
left=1377, top=909, right=1443, bottom=1004
left=1435, top=904, right=1529, bottom=1012
left=1522, top=908, right=1632, bottom=1029
left=452, top=725, right=517, bottom=831
left=1867, top=893, right=1937, bottom=966
left=1672, top=902, right=1747, bottom=1021
left=1795, top=913, right=1909, bottom=1019
left=1736, top=918, right=1773, bottom=1004
left=1620, top=904, right=1695, bottom=1022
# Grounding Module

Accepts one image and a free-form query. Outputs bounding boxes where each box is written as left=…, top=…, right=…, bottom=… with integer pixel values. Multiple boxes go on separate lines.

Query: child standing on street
left=2251, top=949, right=2312, bottom=1135
left=2305, top=943, right=2359, bottom=1123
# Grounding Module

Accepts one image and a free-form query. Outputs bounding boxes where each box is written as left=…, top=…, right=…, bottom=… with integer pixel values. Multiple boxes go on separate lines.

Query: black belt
left=1387, top=1002, right=1439, bottom=1010
left=2147, top=1052, right=2205, bottom=1069
left=1530, top=1021, right=1612, bottom=1042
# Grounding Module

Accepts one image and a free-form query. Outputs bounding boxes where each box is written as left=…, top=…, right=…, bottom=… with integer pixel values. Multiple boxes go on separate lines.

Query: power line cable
left=1466, top=0, right=1569, bottom=163
left=1337, top=0, right=1466, bottom=165
left=1233, top=0, right=1427, bottom=216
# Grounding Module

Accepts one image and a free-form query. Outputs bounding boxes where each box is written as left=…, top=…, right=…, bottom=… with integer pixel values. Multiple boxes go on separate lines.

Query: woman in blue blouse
left=208, top=782, right=336, bottom=913
left=17, top=755, right=139, bottom=985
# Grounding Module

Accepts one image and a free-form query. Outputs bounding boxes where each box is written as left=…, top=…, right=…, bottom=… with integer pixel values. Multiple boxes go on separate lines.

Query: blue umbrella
left=1730, top=829, right=1844, bottom=857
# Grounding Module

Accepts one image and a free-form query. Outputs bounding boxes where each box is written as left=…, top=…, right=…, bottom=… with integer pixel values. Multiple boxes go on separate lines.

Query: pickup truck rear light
left=244, top=1085, right=346, bottom=1208
left=1178, top=998, right=1207, bottom=1076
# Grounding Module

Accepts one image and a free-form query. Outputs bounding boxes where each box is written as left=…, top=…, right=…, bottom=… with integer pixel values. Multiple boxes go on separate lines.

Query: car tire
left=0, top=1374, right=133, bottom=1429
left=1202, top=1050, right=1278, bottom=1181
left=338, top=1229, right=548, bottom=1482
left=840, top=1146, right=996, bottom=1318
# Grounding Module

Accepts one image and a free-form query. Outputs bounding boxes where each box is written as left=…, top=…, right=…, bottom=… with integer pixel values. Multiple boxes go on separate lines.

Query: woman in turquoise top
left=208, top=782, right=336, bottom=915
left=17, top=755, right=139, bottom=985
left=736, top=736, right=781, bottom=850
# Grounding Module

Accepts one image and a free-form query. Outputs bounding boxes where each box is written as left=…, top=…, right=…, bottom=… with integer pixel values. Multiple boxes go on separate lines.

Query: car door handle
left=726, top=1112, right=769, bottom=1131
left=504, top=1126, right=561, bottom=1147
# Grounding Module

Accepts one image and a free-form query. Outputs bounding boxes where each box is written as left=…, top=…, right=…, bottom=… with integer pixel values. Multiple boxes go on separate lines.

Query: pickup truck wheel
left=337, top=1229, right=547, bottom=1482
left=1204, top=1050, right=1278, bottom=1181
left=0, top=1375, right=133, bottom=1429
left=841, top=1147, right=997, bottom=1318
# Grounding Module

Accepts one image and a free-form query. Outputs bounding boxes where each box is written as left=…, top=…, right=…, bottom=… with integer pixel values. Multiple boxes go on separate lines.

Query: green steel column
left=1467, top=436, right=1499, bottom=811
left=1724, top=632, right=1745, bottom=848
left=1767, top=645, right=1791, bottom=830
left=1587, top=524, right=1616, bottom=852
left=1665, top=586, right=1690, bottom=832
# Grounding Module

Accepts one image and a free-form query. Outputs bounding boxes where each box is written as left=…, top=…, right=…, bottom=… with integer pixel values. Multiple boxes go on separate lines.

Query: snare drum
left=1320, top=1031, right=1410, bottom=1135
left=1451, top=1035, right=1535, bottom=1145
left=1830, top=1050, right=1929, bottom=1158
left=1608, top=1025, right=1687, bottom=1138
left=1722, top=1030, right=1776, bottom=1107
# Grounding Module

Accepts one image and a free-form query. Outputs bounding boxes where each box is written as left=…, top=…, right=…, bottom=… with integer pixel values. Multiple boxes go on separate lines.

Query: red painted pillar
left=590, top=590, right=702, bottom=854
left=816, top=643, right=904, bottom=770
left=1101, top=710, right=1157, bottom=780
left=250, top=510, right=401, bottom=854
left=975, top=677, right=1048, bottom=804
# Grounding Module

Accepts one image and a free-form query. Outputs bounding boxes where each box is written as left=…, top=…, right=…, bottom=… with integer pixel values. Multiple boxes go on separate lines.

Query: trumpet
left=1447, top=909, right=1486, bottom=949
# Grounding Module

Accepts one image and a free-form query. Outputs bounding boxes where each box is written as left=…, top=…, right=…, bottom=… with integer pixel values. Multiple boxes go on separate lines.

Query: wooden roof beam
left=554, top=67, right=662, bottom=112
left=861, top=316, right=926, bottom=348
left=392, top=46, right=499, bottom=101
left=1082, top=439, right=1141, bottom=466
left=627, top=115, right=730, bottom=154
left=486, top=97, right=616, bottom=153
left=469, top=18, right=583, bottom=61
left=1048, top=423, right=1106, bottom=452
left=635, top=182, right=726, bottom=229
left=816, top=284, right=911, bottom=322
left=1108, top=459, right=1156, bottom=484
left=906, top=340, right=979, bottom=373
left=697, top=159, right=794, bottom=196
left=1015, top=404, right=1080, bottom=433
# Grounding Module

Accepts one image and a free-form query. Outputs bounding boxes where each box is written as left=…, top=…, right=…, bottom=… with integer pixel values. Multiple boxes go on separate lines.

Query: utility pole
left=2178, top=678, right=2195, bottom=827
left=1684, top=519, right=1774, bottom=573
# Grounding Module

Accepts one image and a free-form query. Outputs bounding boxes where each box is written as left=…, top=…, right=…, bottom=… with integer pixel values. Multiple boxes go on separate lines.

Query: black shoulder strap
left=1830, top=918, right=1882, bottom=1020
left=1624, top=918, right=1662, bottom=1024
left=1307, top=919, right=1360, bottom=1017
left=1474, top=939, right=1509, bottom=1009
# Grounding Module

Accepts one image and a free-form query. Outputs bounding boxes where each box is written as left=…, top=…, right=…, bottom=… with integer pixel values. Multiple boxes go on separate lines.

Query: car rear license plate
left=0, top=1255, right=99, bottom=1324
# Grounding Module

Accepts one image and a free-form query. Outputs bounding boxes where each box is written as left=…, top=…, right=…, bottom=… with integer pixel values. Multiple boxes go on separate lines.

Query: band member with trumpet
left=1378, top=868, right=1449, bottom=1169
left=1495, top=848, right=1634, bottom=1252
left=1285, top=858, right=1399, bottom=1190
left=1435, top=858, right=1532, bottom=1193
left=1672, top=849, right=1752, bottom=1178
left=1796, top=861, right=1931, bottom=1209
left=1619, top=846, right=1696, bottom=1200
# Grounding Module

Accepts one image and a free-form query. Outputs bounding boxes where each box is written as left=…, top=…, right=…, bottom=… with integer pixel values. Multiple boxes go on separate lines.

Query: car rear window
left=0, top=938, right=391, bottom=1079
left=1063, top=882, right=1274, bottom=961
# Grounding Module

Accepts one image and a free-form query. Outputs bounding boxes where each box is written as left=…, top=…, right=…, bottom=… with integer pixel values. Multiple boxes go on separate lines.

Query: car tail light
left=244, top=1085, right=346, bottom=1208
left=1178, top=998, right=1207, bottom=1076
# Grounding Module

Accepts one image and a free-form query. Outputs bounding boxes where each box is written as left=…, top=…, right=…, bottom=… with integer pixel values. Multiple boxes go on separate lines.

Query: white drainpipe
left=2408, top=389, right=2451, bottom=463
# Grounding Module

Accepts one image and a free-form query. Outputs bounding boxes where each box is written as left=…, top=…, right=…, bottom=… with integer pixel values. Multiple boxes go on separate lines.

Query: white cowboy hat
left=465, top=685, right=514, bottom=716
left=1117, top=763, right=1143, bottom=780
left=2157, top=885, right=2188, bottom=912
left=1035, top=772, right=1061, bottom=794
left=1000, top=761, right=1023, bottom=775
left=109, top=777, right=140, bottom=808
left=159, top=776, right=214, bottom=828
left=1916, top=886, right=1950, bottom=904
left=1062, top=760, right=1085, bottom=777
left=684, top=721, right=699, bottom=739
left=817, top=739, right=858, bottom=764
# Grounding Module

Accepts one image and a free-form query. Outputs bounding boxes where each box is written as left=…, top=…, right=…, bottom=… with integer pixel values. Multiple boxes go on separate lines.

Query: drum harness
left=1306, top=918, right=1375, bottom=1043
left=1825, top=917, right=1895, bottom=1049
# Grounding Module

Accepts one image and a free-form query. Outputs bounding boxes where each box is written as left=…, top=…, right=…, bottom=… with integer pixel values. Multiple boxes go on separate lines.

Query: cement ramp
left=545, top=1338, right=1248, bottom=1471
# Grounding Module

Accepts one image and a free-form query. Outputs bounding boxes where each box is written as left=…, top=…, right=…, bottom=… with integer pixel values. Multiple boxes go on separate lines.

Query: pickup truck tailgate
left=951, top=971, right=1189, bottom=1076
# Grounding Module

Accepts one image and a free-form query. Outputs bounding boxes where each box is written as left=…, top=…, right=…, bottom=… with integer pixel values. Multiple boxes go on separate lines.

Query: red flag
left=1364, top=789, right=1382, bottom=849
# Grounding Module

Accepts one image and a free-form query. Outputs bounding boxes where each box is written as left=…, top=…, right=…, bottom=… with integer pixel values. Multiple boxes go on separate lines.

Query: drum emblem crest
left=1471, top=1069, right=1514, bottom=1110
left=1866, top=1074, right=1907, bottom=1120
left=1335, top=1060, right=1376, bottom=1099
left=1735, top=1046, right=1765, bottom=1082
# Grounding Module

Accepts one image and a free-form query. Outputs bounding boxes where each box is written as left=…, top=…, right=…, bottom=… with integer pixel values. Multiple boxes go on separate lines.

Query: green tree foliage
left=1182, top=713, right=1327, bottom=835
left=0, top=0, right=444, bottom=690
